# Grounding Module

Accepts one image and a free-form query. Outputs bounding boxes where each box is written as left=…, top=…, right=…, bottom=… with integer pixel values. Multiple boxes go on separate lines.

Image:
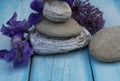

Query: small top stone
left=43, top=1, right=72, bottom=22
left=89, top=26, right=120, bottom=62
left=35, top=18, right=82, bottom=38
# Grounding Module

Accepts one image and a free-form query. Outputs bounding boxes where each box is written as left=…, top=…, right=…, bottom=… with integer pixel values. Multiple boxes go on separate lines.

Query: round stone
left=43, top=1, right=72, bottom=22
left=89, top=26, right=120, bottom=62
left=30, top=27, right=91, bottom=54
left=36, top=18, right=82, bottom=37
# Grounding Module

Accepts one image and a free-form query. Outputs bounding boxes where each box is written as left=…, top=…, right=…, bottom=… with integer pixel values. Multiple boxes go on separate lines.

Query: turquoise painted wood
left=0, top=0, right=32, bottom=81
left=1, top=0, right=120, bottom=81
left=30, top=49, right=93, bottom=81
left=89, top=0, right=120, bottom=81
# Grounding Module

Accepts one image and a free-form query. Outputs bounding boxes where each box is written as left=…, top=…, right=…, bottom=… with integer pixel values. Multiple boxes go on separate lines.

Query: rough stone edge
left=30, top=27, right=91, bottom=55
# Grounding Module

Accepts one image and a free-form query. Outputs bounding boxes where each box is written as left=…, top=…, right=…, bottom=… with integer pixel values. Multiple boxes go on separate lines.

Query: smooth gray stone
left=36, top=18, right=82, bottom=38
left=30, top=27, right=91, bottom=54
left=89, top=26, right=120, bottom=62
left=43, top=1, right=72, bottom=22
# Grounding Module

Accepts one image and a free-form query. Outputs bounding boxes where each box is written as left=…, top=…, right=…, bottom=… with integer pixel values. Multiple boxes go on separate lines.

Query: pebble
left=43, top=1, right=72, bottom=22
left=36, top=18, right=82, bottom=37
left=89, top=26, right=120, bottom=62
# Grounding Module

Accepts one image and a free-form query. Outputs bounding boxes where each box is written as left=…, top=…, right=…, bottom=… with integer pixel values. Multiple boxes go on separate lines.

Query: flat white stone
left=43, top=1, right=72, bottom=22
left=30, top=27, right=91, bottom=54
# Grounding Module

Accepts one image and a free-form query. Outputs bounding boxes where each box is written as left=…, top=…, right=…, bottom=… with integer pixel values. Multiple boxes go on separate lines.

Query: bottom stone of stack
left=29, top=27, right=91, bottom=54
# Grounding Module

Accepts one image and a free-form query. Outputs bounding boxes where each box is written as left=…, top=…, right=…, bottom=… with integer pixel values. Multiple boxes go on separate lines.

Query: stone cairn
left=30, top=0, right=91, bottom=55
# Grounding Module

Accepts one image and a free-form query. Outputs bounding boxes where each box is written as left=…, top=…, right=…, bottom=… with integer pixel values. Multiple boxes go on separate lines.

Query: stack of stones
left=30, top=0, right=91, bottom=54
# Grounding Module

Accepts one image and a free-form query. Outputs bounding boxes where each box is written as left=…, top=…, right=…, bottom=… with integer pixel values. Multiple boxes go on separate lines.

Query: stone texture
left=89, top=26, right=120, bottom=62
left=30, top=27, right=91, bottom=54
left=36, top=18, right=82, bottom=37
left=43, top=1, right=72, bottom=22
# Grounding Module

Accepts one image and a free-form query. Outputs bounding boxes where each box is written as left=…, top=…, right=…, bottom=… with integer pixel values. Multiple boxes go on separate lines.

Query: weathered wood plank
left=0, top=0, right=32, bottom=81
left=89, top=0, right=120, bottom=81
left=30, top=48, right=93, bottom=81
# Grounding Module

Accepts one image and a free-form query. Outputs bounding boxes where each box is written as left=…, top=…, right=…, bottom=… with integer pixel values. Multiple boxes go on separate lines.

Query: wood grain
left=30, top=49, right=93, bottom=81
left=1, top=0, right=120, bottom=81
left=89, top=0, right=120, bottom=81
left=0, top=0, right=32, bottom=81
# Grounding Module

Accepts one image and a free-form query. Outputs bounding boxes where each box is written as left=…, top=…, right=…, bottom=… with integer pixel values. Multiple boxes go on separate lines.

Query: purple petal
left=28, top=13, right=42, bottom=26
left=1, top=25, right=14, bottom=37
left=13, top=59, right=29, bottom=67
left=13, top=61, right=21, bottom=67
left=7, top=12, right=17, bottom=26
left=22, top=41, right=33, bottom=59
left=1, top=12, right=29, bottom=38
left=13, top=57, right=29, bottom=68
left=30, top=0, right=44, bottom=13
left=65, top=0, right=74, bottom=7
left=4, top=49, right=17, bottom=62
left=12, top=20, right=28, bottom=34
left=11, top=35, right=22, bottom=49
left=22, top=59, right=29, bottom=66
left=0, top=50, right=9, bottom=58
left=10, top=40, right=32, bottom=67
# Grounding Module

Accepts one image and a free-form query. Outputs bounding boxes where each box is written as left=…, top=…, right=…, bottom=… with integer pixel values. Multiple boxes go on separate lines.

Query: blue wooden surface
left=89, top=0, right=120, bottom=81
left=0, top=0, right=32, bottom=81
left=0, top=0, right=120, bottom=81
left=30, top=49, right=93, bottom=81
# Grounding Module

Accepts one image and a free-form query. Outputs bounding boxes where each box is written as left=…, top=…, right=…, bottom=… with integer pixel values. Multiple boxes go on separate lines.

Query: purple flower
left=28, top=0, right=44, bottom=27
left=72, top=0, right=105, bottom=34
left=65, top=0, right=74, bottom=7
left=0, top=50, right=9, bottom=58
left=0, top=36, right=33, bottom=67
left=1, top=12, right=29, bottom=38
left=0, top=12, right=33, bottom=67
left=30, top=0, right=44, bottom=13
